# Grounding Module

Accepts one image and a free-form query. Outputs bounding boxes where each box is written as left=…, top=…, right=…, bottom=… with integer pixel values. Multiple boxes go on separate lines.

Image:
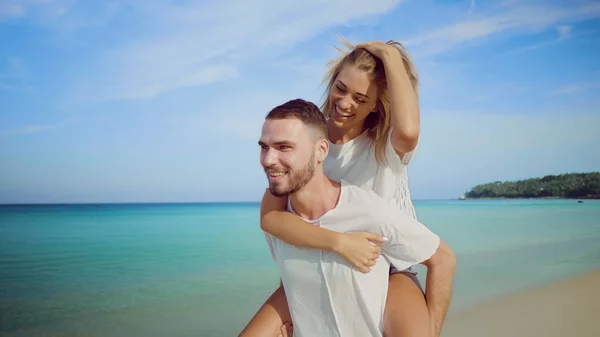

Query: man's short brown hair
left=265, top=98, right=327, bottom=140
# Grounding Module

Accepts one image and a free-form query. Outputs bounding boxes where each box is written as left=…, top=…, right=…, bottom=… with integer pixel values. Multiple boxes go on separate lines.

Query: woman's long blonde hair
left=321, top=37, right=419, bottom=165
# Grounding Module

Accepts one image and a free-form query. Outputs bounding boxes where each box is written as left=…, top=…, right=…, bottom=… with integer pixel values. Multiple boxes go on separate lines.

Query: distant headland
left=461, top=172, right=600, bottom=200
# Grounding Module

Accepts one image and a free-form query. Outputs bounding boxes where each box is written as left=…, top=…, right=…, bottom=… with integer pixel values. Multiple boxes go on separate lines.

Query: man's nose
left=262, top=149, right=277, bottom=167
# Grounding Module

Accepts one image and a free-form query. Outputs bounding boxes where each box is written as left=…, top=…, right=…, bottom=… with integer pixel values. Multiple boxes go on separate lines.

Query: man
left=256, top=98, right=456, bottom=337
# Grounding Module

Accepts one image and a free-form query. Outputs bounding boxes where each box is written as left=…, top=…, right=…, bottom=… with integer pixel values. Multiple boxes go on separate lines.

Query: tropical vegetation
left=463, top=172, right=600, bottom=199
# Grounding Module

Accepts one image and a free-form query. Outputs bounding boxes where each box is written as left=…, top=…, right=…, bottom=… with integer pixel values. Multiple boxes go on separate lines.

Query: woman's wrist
left=382, top=50, right=405, bottom=74
left=331, top=232, right=346, bottom=253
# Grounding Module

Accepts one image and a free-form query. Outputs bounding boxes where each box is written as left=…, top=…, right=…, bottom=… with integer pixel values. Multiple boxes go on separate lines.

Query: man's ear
left=317, top=138, right=329, bottom=163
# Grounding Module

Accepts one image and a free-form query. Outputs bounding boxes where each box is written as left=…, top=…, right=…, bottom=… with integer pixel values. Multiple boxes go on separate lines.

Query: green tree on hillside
left=463, top=172, right=600, bottom=199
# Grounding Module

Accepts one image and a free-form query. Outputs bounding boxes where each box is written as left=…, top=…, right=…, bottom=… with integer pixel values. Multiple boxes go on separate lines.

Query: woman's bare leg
left=242, top=273, right=429, bottom=337
left=238, top=285, right=292, bottom=337
left=384, top=272, right=431, bottom=337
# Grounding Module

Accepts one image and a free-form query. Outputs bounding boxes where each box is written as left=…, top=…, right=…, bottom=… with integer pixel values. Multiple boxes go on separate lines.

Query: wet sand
left=442, top=269, right=600, bottom=337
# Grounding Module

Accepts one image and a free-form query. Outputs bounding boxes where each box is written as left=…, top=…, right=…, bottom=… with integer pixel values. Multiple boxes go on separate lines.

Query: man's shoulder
left=340, top=181, right=397, bottom=217
left=343, top=183, right=380, bottom=202
left=342, top=181, right=386, bottom=204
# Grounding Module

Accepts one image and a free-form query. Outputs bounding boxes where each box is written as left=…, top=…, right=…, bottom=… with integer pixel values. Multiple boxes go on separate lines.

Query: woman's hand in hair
left=356, top=40, right=402, bottom=62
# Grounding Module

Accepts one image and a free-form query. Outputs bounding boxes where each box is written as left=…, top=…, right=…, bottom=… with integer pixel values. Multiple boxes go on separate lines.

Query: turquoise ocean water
left=1, top=199, right=600, bottom=336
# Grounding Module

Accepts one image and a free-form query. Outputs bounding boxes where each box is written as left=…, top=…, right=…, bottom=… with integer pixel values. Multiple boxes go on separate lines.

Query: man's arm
left=421, top=240, right=456, bottom=337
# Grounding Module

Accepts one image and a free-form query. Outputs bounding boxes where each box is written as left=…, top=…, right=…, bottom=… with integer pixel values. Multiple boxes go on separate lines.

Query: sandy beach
left=441, top=269, right=600, bottom=337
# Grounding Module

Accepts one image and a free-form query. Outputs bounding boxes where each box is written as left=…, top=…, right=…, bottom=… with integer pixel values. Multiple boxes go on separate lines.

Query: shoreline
left=441, top=269, right=600, bottom=337
left=458, top=196, right=598, bottom=200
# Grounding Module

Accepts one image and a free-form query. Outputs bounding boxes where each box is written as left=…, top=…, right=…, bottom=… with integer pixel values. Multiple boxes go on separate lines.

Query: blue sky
left=1, top=0, right=599, bottom=203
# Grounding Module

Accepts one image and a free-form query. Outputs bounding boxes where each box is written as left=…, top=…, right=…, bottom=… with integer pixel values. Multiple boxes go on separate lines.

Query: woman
left=240, top=38, right=433, bottom=337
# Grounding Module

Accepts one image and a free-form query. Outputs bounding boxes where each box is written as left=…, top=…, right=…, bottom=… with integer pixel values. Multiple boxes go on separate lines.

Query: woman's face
left=328, top=64, right=379, bottom=130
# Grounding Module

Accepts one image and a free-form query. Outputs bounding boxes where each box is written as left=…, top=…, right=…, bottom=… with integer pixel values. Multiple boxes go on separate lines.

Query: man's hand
left=332, top=232, right=387, bottom=273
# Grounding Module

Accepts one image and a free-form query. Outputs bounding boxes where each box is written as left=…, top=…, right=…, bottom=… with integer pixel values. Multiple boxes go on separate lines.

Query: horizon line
left=0, top=198, right=465, bottom=206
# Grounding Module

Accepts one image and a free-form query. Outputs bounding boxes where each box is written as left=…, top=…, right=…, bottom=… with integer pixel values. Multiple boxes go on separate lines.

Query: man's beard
left=269, top=153, right=316, bottom=198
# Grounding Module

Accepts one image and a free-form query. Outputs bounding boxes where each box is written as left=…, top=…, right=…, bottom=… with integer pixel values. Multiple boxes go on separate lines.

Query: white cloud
left=556, top=24, right=573, bottom=40
left=508, top=23, right=600, bottom=54
left=6, top=58, right=26, bottom=78
left=208, top=81, right=325, bottom=141
left=548, top=81, right=600, bottom=95
left=0, top=120, right=68, bottom=137
left=58, top=0, right=403, bottom=104
left=0, top=57, right=34, bottom=92
left=73, top=64, right=238, bottom=103
left=404, top=1, right=600, bottom=56
left=0, top=3, right=26, bottom=19
left=0, top=0, right=73, bottom=21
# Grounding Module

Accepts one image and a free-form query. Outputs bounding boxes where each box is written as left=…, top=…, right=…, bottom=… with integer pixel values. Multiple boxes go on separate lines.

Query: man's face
left=259, top=118, right=317, bottom=197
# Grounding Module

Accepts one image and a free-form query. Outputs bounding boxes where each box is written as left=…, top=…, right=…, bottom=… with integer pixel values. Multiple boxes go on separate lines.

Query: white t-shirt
left=264, top=181, right=440, bottom=337
left=324, top=129, right=418, bottom=219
